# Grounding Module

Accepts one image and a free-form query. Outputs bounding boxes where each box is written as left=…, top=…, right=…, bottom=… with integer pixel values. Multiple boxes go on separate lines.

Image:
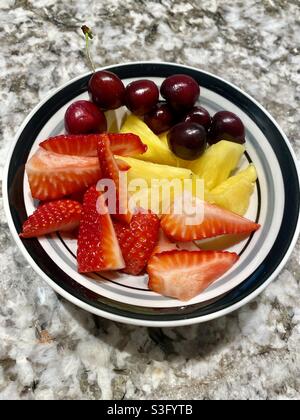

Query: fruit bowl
left=3, top=62, right=300, bottom=327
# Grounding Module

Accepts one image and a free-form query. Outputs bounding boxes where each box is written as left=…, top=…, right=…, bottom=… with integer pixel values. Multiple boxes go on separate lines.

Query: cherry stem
left=81, top=25, right=95, bottom=73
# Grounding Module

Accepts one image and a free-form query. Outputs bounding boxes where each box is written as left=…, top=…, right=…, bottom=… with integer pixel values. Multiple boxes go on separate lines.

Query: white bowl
left=3, top=62, right=300, bottom=327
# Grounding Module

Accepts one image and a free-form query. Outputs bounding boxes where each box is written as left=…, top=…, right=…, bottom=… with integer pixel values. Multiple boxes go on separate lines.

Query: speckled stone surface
left=0, top=0, right=300, bottom=400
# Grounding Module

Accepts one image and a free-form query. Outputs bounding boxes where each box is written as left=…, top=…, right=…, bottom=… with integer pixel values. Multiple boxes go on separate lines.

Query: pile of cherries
left=65, top=70, right=245, bottom=161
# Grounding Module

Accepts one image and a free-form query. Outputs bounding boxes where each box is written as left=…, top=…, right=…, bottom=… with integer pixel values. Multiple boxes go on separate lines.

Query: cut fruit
left=152, top=229, right=176, bottom=254
left=40, top=133, right=147, bottom=157
left=128, top=186, right=182, bottom=216
left=67, top=189, right=86, bottom=203
left=147, top=250, right=239, bottom=301
left=122, top=164, right=204, bottom=215
left=115, top=158, right=131, bottom=171
left=120, top=157, right=195, bottom=215
left=107, top=133, right=147, bottom=157
left=188, top=140, right=245, bottom=190
left=97, top=134, right=132, bottom=224
left=161, top=195, right=260, bottom=242
left=196, top=233, right=250, bottom=251
left=120, top=114, right=178, bottom=166
left=117, top=156, right=193, bottom=186
left=20, top=199, right=82, bottom=238
left=26, top=148, right=101, bottom=201
left=152, top=229, right=200, bottom=255
left=113, top=211, right=160, bottom=275
left=40, top=134, right=98, bottom=156
left=235, top=164, right=257, bottom=183
left=77, top=186, right=125, bottom=273
left=158, top=131, right=169, bottom=146
left=206, top=164, right=257, bottom=215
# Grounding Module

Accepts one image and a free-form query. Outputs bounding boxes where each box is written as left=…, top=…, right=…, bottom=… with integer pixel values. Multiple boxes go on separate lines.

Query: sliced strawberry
left=77, top=185, right=125, bottom=273
left=152, top=229, right=200, bottom=255
left=161, top=198, right=260, bottom=242
left=20, top=199, right=82, bottom=238
left=40, top=134, right=99, bottom=156
left=65, top=160, right=129, bottom=204
left=67, top=189, right=87, bottom=203
left=40, top=133, right=147, bottom=157
left=113, top=211, right=160, bottom=275
left=147, top=250, right=239, bottom=301
left=108, top=133, right=147, bottom=156
left=97, top=134, right=132, bottom=224
left=26, top=148, right=101, bottom=201
left=115, top=158, right=131, bottom=171
left=152, top=229, right=176, bottom=255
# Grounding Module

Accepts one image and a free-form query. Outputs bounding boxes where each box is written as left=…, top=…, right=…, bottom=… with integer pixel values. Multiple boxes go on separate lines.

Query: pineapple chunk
left=205, top=164, right=257, bottom=215
left=188, top=140, right=245, bottom=190
left=128, top=186, right=170, bottom=215
left=118, top=156, right=193, bottom=186
left=128, top=180, right=205, bottom=215
left=118, top=157, right=202, bottom=214
left=158, top=131, right=169, bottom=146
left=120, top=114, right=178, bottom=166
left=234, top=164, right=257, bottom=183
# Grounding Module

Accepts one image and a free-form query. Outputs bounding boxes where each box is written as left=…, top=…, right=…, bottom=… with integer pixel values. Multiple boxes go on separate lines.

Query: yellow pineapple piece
left=158, top=131, right=169, bottom=146
left=188, top=140, right=245, bottom=190
left=205, top=164, right=257, bottom=215
left=129, top=185, right=173, bottom=215
left=118, top=156, right=193, bottom=186
left=120, top=114, right=178, bottom=166
left=128, top=180, right=206, bottom=215
left=118, top=157, right=204, bottom=214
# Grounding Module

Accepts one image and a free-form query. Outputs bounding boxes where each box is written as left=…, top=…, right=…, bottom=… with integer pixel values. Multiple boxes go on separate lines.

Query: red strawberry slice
left=152, top=229, right=176, bottom=255
left=20, top=199, right=82, bottom=238
left=40, top=134, right=98, bottom=156
left=67, top=189, right=87, bottom=203
left=40, top=133, right=147, bottom=157
left=147, top=250, right=239, bottom=301
left=113, top=211, right=160, bottom=275
left=97, top=134, right=132, bottom=224
left=77, top=185, right=125, bottom=273
left=107, top=133, right=147, bottom=156
left=26, top=148, right=101, bottom=201
left=152, top=229, right=200, bottom=255
left=115, top=158, right=131, bottom=171
left=161, top=198, right=260, bottom=242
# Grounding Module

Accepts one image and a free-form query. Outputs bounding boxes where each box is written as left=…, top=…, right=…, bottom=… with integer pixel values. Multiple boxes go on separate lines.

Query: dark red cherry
left=144, top=102, right=175, bottom=134
left=125, top=80, right=159, bottom=116
left=182, top=106, right=211, bottom=132
left=64, top=100, right=107, bottom=134
left=208, top=111, right=245, bottom=144
left=160, top=74, right=200, bottom=112
left=88, top=70, right=125, bottom=110
left=167, top=122, right=207, bottom=160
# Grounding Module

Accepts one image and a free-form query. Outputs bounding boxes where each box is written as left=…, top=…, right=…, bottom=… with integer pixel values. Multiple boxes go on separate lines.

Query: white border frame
left=3, top=62, right=300, bottom=327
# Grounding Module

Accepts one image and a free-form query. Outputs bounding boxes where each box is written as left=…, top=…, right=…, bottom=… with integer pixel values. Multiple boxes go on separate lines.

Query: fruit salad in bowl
left=4, top=58, right=299, bottom=326
left=19, top=68, right=261, bottom=303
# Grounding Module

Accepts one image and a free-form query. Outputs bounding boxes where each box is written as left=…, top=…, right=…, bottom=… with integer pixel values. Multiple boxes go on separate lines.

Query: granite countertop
left=0, top=0, right=300, bottom=400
